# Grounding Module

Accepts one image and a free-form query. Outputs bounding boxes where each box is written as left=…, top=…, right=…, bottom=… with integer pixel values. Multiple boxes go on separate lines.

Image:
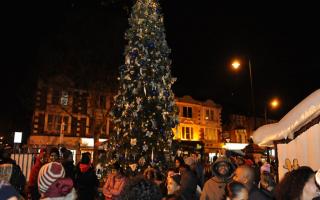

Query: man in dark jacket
left=233, top=165, right=271, bottom=200
left=200, top=156, right=235, bottom=200
left=75, top=153, right=99, bottom=200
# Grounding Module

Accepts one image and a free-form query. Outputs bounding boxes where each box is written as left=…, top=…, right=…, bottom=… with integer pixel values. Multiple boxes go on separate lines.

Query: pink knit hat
left=260, top=163, right=271, bottom=174
left=38, top=162, right=65, bottom=194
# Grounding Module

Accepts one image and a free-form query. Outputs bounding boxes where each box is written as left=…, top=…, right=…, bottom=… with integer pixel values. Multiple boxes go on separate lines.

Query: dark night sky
left=1, top=0, right=320, bottom=133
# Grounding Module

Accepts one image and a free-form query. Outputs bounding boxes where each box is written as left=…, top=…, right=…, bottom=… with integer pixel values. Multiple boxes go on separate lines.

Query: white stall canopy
left=253, top=89, right=320, bottom=146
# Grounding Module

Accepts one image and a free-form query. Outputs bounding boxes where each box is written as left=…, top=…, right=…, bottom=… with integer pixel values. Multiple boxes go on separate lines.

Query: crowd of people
left=1, top=146, right=320, bottom=200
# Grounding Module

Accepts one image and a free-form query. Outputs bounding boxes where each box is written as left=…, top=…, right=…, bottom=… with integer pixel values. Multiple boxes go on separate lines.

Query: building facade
left=222, top=114, right=277, bottom=143
left=29, top=78, right=223, bottom=158
left=29, top=76, right=113, bottom=154
left=173, top=96, right=223, bottom=155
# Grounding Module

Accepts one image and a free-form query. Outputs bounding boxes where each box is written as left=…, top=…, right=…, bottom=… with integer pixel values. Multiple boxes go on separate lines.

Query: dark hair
left=170, top=174, right=181, bottom=186
left=81, top=153, right=91, bottom=164
left=274, top=166, right=315, bottom=200
left=225, top=181, right=247, bottom=199
left=50, top=147, right=60, bottom=157
left=119, top=176, right=162, bottom=200
left=62, top=149, right=72, bottom=160
left=174, top=157, right=185, bottom=166
left=112, top=162, right=121, bottom=170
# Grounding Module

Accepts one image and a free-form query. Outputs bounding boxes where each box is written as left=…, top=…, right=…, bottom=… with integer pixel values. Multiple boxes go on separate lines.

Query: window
left=60, top=91, right=69, bottom=106
left=52, top=90, right=60, bottom=105
left=205, top=128, right=217, bottom=142
left=47, top=114, right=69, bottom=134
left=99, top=95, right=106, bottom=109
left=205, top=109, right=214, bottom=121
left=182, top=126, right=193, bottom=140
left=182, top=107, right=192, bottom=118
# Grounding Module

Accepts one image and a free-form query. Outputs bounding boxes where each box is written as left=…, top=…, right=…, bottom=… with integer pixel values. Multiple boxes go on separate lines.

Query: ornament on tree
left=130, top=138, right=137, bottom=146
left=129, top=163, right=137, bottom=171
left=142, top=143, right=148, bottom=151
left=138, top=157, right=146, bottom=166
left=146, top=131, right=153, bottom=137
left=125, top=55, right=131, bottom=65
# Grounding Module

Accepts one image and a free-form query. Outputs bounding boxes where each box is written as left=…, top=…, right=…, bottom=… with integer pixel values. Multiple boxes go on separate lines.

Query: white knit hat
left=38, top=162, right=65, bottom=194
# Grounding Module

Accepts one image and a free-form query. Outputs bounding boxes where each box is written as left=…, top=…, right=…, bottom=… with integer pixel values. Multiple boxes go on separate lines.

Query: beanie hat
left=38, top=162, right=65, bottom=194
left=315, top=169, right=320, bottom=189
left=260, top=163, right=271, bottom=174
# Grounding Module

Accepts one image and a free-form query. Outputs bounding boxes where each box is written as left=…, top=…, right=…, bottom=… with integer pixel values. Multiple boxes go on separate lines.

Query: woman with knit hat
left=37, top=162, right=76, bottom=200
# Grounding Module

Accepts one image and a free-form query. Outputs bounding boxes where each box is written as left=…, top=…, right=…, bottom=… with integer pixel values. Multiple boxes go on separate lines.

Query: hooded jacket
left=75, top=163, right=99, bottom=200
left=200, top=157, right=235, bottom=200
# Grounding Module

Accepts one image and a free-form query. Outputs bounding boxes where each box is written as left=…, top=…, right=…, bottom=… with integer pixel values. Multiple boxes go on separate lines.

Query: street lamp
left=264, top=98, right=280, bottom=124
left=232, top=59, right=256, bottom=129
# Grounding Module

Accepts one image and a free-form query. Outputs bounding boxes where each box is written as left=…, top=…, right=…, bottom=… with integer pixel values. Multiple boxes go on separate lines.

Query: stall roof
left=253, top=89, right=320, bottom=146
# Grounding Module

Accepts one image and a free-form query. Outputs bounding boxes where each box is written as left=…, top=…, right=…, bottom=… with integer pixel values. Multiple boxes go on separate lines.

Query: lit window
left=182, top=126, right=193, bottom=140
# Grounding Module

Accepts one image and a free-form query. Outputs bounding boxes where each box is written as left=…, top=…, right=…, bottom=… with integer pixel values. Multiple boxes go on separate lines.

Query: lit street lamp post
left=232, top=59, right=256, bottom=129
left=264, top=98, right=280, bottom=124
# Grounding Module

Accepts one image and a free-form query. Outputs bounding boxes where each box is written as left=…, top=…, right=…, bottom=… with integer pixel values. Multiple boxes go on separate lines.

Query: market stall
left=253, top=89, right=320, bottom=181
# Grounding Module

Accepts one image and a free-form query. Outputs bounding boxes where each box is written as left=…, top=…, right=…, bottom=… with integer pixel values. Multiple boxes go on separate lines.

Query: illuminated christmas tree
left=109, top=0, right=178, bottom=174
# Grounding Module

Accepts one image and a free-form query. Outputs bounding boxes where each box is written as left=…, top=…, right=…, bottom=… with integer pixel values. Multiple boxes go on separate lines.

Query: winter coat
left=28, top=152, right=46, bottom=199
left=75, top=163, right=99, bottom=200
left=200, top=157, right=235, bottom=200
left=173, top=167, right=198, bottom=200
left=249, top=186, right=272, bottom=200
left=103, top=173, right=127, bottom=200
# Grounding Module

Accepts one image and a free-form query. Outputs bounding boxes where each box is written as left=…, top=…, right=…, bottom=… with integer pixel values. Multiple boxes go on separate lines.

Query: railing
left=11, top=150, right=39, bottom=181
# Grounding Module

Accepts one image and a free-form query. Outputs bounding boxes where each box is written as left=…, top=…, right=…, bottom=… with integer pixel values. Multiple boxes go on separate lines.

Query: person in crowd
left=167, top=168, right=177, bottom=180
left=0, top=147, right=26, bottom=196
left=37, top=162, right=76, bottom=200
left=165, top=174, right=188, bottom=200
left=225, top=181, right=249, bottom=200
left=27, top=148, right=47, bottom=200
left=119, top=176, right=162, bottom=200
left=173, top=163, right=197, bottom=200
left=103, top=162, right=127, bottom=200
left=233, top=165, right=271, bottom=200
left=143, top=167, right=167, bottom=196
left=48, top=147, right=60, bottom=163
left=75, top=152, right=99, bottom=200
left=167, top=174, right=181, bottom=195
left=274, top=166, right=319, bottom=200
left=174, top=157, right=185, bottom=172
left=201, top=156, right=235, bottom=200
left=259, top=171, right=276, bottom=198
left=185, top=153, right=204, bottom=189
left=61, top=149, right=75, bottom=181
left=0, top=181, right=22, bottom=200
